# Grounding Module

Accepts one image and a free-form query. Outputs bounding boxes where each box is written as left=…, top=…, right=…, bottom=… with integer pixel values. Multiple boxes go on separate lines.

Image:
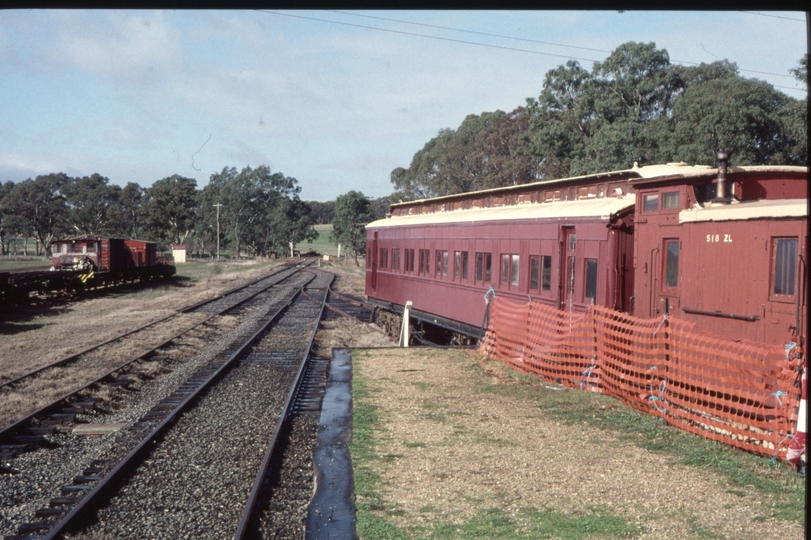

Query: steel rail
left=0, top=261, right=296, bottom=392
left=40, top=274, right=317, bottom=540
left=303, top=287, right=370, bottom=325
left=327, top=288, right=376, bottom=310
left=234, top=273, right=334, bottom=539
left=0, top=264, right=308, bottom=449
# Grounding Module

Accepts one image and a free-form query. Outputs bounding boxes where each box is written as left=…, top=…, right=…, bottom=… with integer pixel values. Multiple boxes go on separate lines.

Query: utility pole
left=213, top=203, right=223, bottom=260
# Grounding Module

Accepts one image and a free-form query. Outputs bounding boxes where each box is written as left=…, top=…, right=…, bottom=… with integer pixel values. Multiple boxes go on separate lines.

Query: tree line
left=391, top=42, right=808, bottom=200
left=0, top=162, right=395, bottom=260
left=0, top=166, right=324, bottom=258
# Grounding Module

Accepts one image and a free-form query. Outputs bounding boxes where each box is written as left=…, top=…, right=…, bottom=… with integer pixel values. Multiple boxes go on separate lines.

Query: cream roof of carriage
left=370, top=162, right=807, bottom=229
left=367, top=193, right=636, bottom=228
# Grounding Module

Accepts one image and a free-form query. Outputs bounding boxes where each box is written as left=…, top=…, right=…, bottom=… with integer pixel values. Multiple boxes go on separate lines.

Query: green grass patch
left=400, top=507, right=641, bottom=540
left=352, top=349, right=805, bottom=539
left=0, top=258, right=51, bottom=271
left=174, top=259, right=278, bottom=283
left=403, top=441, right=426, bottom=448
left=307, top=224, right=341, bottom=256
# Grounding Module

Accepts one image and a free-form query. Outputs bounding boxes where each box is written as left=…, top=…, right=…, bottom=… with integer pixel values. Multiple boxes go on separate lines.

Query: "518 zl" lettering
left=706, top=234, right=732, bottom=243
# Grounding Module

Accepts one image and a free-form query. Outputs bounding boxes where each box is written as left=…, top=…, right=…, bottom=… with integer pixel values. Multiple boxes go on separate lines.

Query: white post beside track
left=399, top=301, right=412, bottom=348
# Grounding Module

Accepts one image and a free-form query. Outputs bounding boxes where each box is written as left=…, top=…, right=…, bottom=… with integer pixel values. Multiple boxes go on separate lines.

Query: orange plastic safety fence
left=479, top=296, right=803, bottom=460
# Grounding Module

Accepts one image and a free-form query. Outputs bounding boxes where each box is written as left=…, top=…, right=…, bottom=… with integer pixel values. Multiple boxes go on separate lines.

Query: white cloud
left=47, top=11, right=184, bottom=81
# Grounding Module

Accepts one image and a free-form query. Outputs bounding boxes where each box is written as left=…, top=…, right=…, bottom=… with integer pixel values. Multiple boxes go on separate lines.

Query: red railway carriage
left=365, top=171, right=641, bottom=338
left=124, top=239, right=158, bottom=268
left=631, top=162, right=807, bottom=346
left=365, top=161, right=807, bottom=348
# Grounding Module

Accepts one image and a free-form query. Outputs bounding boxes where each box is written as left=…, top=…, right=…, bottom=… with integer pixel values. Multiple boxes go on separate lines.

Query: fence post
left=661, top=301, right=671, bottom=425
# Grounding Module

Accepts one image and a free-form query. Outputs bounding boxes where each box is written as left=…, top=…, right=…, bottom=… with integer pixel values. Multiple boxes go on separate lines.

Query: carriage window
left=542, top=255, right=552, bottom=291
left=476, top=252, right=492, bottom=282
left=772, top=238, right=798, bottom=297
left=461, top=251, right=468, bottom=280
left=454, top=251, right=461, bottom=279
left=530, top=257, right=539, bottom=290
left=436, top=250, right=448, bottom=277
left=419, top=249, right=430, bottom=275
left=511, top=255, right=520, bottom=286
left=643, top=194, right=658, bottom=212
left=392, top=248, right=400, bottom=271
left=664, top=240, right=679, bottom=288
left=501, top=254, right=509, bottom=284
left=406, top=249, right=415, bottom=272
left=662, top=191, right=680, bottom=210
left=585, top=259, right=598, bottom=300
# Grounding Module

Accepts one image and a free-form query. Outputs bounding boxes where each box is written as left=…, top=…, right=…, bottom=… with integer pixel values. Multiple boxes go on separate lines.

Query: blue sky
left=0, top=10, right=806, bottom=201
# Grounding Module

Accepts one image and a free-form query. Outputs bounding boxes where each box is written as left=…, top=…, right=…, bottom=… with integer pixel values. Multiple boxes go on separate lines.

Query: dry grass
left=352, top=348, right=805, bottom=539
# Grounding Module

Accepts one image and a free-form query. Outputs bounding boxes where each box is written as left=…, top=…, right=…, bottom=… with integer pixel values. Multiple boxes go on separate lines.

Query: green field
left=0, top=257, right=50, bottom=272
left=302, top=224, right=346, bottom=258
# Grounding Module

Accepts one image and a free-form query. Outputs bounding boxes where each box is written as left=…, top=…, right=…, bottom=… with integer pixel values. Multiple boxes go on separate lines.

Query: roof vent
left=712, top=151, right=732, bottom=204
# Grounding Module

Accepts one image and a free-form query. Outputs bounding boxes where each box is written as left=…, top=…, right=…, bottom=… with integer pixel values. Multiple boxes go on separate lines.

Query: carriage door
left=560, top=227, right=576, bottom=312
left=371, top=231, right=378, bottom=292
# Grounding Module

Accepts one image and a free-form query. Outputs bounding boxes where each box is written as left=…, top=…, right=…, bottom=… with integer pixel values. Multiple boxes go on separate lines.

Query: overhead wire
left=739, top=11, right=806, bottom=23
left=255, top=10, right=807, bottom=94
left=329, top=10, right=802, bottom=82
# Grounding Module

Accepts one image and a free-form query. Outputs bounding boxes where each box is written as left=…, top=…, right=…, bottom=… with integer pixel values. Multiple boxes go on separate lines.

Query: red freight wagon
left=124, top=240, right=157, bottom=267
left=366, top=160, right=807, bottom=347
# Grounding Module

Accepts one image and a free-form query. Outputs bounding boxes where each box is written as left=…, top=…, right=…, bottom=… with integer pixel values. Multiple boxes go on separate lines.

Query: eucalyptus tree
left=141, top=175, right=199, bottom=245
left=62, top=173, right=122, bottom=236
left=205, top=165, right=312, bottom=258
left=111, top=182, right=145, bottom=238
left=0, top=173, right=71, bottom=255
left=331, top=190, right=375, bottom=265
left=0, top=180, right=15, bottom=255
left=265, top=196, right=318, bottom=256
left=669, top=77, right=806, bottom=166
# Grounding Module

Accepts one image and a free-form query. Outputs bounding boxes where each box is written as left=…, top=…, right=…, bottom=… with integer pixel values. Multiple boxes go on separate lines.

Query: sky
left=0, top=10, right=807, bottom=202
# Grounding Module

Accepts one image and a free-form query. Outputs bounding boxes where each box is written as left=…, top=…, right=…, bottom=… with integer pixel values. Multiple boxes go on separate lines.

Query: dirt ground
left=352, top=347, right=805, bottom=540
left=0, top=260, right=276, bottom=380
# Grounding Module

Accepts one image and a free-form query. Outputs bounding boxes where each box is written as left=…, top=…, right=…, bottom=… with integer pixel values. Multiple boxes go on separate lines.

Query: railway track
left=0, top=262, right=317, bottom=535
left=0, top=261, right=311, bottom=441
left=0, top=266, right=369, bottom=539
left=0, top=260, right=300, bottom=393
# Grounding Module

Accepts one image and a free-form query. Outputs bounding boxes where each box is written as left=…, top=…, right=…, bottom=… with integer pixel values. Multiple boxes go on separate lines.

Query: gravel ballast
left=0, top=268, right=313, bottom=538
